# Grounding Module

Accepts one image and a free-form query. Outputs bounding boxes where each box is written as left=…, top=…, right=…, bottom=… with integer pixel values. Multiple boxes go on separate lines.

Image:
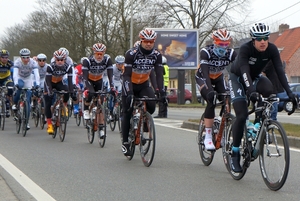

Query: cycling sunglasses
left=254, top=36, right=269, bottom=41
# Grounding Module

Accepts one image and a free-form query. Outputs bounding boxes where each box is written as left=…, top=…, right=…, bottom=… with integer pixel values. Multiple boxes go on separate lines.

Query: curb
left=181, top=121, right=300, bottom=149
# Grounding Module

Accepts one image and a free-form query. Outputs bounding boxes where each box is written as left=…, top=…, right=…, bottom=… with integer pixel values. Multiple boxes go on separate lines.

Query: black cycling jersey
left=123, top=46, right=164, bottom=95
left=45, top=62, right=73, bottom=94
left=230, top=41, right=290, bottom=93
left=82, top=55, right=113, bottom=89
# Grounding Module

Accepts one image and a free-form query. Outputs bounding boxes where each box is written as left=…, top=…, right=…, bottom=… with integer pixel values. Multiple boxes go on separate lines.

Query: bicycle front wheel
left=21, top=101, right=28, bottom=137
left=259, top=120, right=290, bottom=191
left=75, top=113, right=81, bottom=126
left=198, top=114, right=215, bottom=166
left=86, top=119, right=95, bottom=144
left=59, top=106, right=67, bottom=142
left=98, top=105, right=107, bottom=148
left=33, top=106, right=40, bottom=127
left=140, top=112, right=156, bottom=167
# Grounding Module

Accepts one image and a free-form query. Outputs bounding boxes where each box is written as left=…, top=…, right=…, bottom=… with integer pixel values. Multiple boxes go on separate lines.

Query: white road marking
left=0, top=154, right=56, bottom=201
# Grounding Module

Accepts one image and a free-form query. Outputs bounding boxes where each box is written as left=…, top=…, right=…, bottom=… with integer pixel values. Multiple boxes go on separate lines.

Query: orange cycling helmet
left=92, top=43, right=106, bottom=52
left=139, top=28, right=157, bottom=40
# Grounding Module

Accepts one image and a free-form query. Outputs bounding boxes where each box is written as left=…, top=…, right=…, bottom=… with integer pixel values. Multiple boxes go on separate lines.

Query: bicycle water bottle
left=247, top=121, right=256, bottom=140
left=252, top=122, right=261, bottom=139
left=91, top=107, right=97, bottom=120
left=133, top=111, right=140, bottom=129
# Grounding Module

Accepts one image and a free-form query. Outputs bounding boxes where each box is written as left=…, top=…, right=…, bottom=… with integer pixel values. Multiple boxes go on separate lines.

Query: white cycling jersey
left=13, top=57, right=40, bottom=88
left=112, top=64, right=122, bottom=92
left=31, top=63, right=49, bottom=89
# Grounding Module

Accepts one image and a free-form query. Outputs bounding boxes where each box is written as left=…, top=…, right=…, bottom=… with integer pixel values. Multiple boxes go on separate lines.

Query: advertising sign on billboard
left=152, top=29, right=199, bottom=69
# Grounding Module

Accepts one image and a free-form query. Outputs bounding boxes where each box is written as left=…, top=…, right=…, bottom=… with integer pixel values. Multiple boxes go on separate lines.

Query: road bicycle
left=125, top=96, right=158, bottom=167
left=107, top=93, right=121, bottom=132
left=198, top=90, right=235, bottom=166
left=14, top=88, right=32, bottom=137
left=85, top=90, right=108, bottom=147
left=31, top=88, right=45, bottom=128
left=0, top=86, right=11, bottom=130
left=51, top=90, right=69, bottom=142
left=223, top=95, right=294, bottom=191
left=74, top=89, right=85, bottom=127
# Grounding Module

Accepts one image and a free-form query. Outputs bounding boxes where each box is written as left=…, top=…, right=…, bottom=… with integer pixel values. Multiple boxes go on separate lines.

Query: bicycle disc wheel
left=126, top=118, right=135, bottom=160
left=59, top=106, right=67, bottom=142
left=223, top=115, right=248, bottom=180
left=1, top=100, right=5, bottom=130
left=198, top=114, right=215, bottom=166
left=259, top=120, right=290, bottom=191
left=86, top=120, right=95, bottom=144
left=21, top=102, right=28, bottom=137
left=140, top=112, right=156, bottom=167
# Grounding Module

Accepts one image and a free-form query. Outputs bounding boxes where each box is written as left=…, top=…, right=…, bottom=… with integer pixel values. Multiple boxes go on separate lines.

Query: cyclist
left=44, top=50, right=75, bottom=134
left=12, top=48, right=40, bottom=130
left=107, top=55, right=125, bottom=120
left=82, top=43, right=115, bottom=138
left=121, top=28, right=164, bottom=156
left=0, top=49, right=14, bottom=117
left=195, top=29, right=237, bottom=151
left=73, top=57, right=87, bottom=115
left=228, top=23, right=298, bottom=173
left=31, top=53, right=48, bottom=97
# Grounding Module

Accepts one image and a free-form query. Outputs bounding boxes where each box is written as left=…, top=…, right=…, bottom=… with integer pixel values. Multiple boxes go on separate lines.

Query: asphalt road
left=0, top=109, right=300, bottom=201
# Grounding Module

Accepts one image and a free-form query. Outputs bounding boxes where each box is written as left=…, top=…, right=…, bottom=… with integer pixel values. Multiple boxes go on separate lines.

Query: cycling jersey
left=195, top=44, right=236, bottom=87
left=0, top=60, right=13, bottom=80
left=123, top=46, right=164, bottom=93
left=230, top=41, right=290, bottom=93
left=13, top=57, right=40, bottom=87
left=82, top=54, right=113, bottom=85
left=45, top=61, right=73, bottom=94
left=31, top=64, right=48, bottom=89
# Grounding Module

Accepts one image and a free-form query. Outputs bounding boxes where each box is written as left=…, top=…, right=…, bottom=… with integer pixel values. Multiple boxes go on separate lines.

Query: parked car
left=185, top=83, right=204, bottom=104
left=277, top=83, right=300, bottom=112
left=167, top=88, right=192, bottom=104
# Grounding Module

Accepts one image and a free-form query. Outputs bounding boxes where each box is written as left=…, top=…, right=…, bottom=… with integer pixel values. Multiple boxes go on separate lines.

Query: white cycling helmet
left=115, top=55, right=125, bottom=64
left=162, top=56, right=167, bottom=64
left=139, top=28, right=157, bottom=40
left=37, top=53, right=47, bottom=60
left=250, top=23, right=270, bottom=38
left=59, top=47, right=69, bottom=56
left=19, top=48, right=31, bottom=56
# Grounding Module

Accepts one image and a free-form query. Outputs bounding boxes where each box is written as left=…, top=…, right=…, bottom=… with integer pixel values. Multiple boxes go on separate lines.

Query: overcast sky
left=1, top=0, right=300, bottom=38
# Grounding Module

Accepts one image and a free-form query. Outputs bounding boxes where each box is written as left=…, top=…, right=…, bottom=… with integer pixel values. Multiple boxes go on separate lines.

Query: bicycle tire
left=75, top=113, right=81, bottom=126
left=39, top=104, right=45, bottom=130
left=67, top=98, right=73, bottom=120
left=59, top=106, right=67, bottom=142
left=86, top=119, right=95, bottom=144
left=198, top=114, right=215, bottom=166
left=140, top=112, right=156, bottom=167
left=109, top=112, right=116, bottom=131
left=21, top=101, right=28, bottom=137
left=1, top=99, right=5, bottom=130
left=223, top=115, right=248, bottom=180
left=15, top=111, right=21, bottom=134
left=259, top=120, right=290, bottom=191
left=98, top=103, right=107, bottom=148
left=117, top=105, right=121, bottom=132
left=126, top=117, right=135, bottom=160
left=52, top=123, right=57, bottom=139
left=34, top=105, right=40, bottom=127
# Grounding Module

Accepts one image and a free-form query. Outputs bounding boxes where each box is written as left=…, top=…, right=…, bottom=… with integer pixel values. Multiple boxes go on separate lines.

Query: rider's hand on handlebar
left=287, top=93, right=299, bottom=115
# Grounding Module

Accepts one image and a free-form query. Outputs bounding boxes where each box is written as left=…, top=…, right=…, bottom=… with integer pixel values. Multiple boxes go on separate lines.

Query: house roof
left=271, top=27, right=300, bottom=62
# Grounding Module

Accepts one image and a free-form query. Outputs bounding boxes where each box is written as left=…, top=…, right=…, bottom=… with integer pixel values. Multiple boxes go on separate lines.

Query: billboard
left=152, top=29, right=199, bottom=69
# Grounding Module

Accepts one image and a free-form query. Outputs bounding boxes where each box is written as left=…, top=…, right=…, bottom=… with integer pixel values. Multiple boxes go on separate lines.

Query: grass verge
left=188, top=119, right=300, bottom=138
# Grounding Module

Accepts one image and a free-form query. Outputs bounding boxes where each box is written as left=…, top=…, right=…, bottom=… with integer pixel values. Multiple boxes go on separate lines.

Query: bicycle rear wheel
left=33, top=106, right=40, bottom=127
left=223, top=115, right=248, bottom=180
left=21, top=101, right=28, bottom=137
left=59, top=106, right=67, bottom=142
left=75, top=113, right=81, bottom=126
left=140, top=112, right=156, bottom=167
left=15, top=111, right=21, bottom=134
left=86, top=120, right=95, bottom=144
left=198, top=114, right=215, bottom=166
left=1, top=99, right=5, bottom=130
left=117, top=106, right=121, bottom=132
left=259, top=120, right=290, bottom=191
left=39, top=104, right=45, bottom=130
left=109, top=113, right=116, bottom=131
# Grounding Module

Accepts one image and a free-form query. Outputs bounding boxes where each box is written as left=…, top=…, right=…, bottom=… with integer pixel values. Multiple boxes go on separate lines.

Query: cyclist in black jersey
left=228, top=23, right=298, bottom=173
left=44, top=50, right=75, bottom=134
left=121, top=28, right=164, bottom=156
left=195, top=29, right=237, bottom=151
left=0, top=50, right=14, bottom=117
